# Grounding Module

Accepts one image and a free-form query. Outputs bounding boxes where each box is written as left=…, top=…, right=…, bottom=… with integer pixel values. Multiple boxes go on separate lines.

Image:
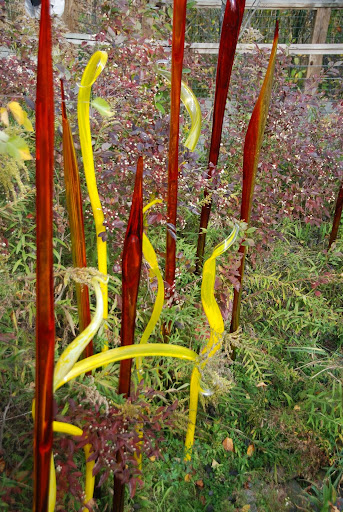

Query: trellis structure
left=60, top=0, right=343, bottom=93
left=185, top=0, right=343, bottom=89
left=3, top=0, right=343, bottom=89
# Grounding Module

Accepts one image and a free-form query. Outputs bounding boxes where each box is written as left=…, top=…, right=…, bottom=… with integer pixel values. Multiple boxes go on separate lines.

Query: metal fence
left=187, top=7, right=343, bottom=44
left=3, top=1, right=343, bottom=94
left=186, top=6, right=343, bottom=94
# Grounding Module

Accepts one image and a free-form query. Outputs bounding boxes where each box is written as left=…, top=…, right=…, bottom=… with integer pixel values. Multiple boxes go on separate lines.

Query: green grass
left=1, top=202, right=343, bottom=511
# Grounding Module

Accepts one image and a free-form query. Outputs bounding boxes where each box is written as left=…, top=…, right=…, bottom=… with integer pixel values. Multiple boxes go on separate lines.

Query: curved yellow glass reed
left=136, top=234, right=164, bottom=363
left=158, top=69, right=201, bottom=152
left=48, top=455, right=56, bottom=512
left=139, top=199, right=164, bottom=350
left=49, top=421, right=95, bottom=512
left=54, top=342, right=200, bottom=469
left=77, top=51, right=108, bottom=336
left=184, top=366, right=201, bottom=461
left=54, top=276, right=106, bottom=391
left=136, top=200, right=164, bottom=468
left=47, top=225, right=239, bottom=501
left=142, top=198, right=163, bottom=215
left=55, top=344, right=198, bottom=390
left=184, top=224, right=239, bottom=460
left=200, top=224, right=239, bottom=362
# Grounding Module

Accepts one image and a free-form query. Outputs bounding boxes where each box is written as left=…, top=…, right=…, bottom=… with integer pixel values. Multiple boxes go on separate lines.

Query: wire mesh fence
left=186, top=6, right=343, bottom=95
left=187, top=7, right=343, bottom=44
left=2, top=1, right=343, bottom=95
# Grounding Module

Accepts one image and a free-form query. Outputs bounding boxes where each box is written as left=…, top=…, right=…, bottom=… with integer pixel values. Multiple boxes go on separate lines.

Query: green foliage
left=91, top=97, right=114, bottom=117
left=0, top=102, right=33, bottom=200
left=308, top=480, right=338, bottom=512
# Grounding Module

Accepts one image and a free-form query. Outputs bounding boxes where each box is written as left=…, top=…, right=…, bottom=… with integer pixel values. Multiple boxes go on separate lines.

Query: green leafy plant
left=0, top=101, right=33, bottom=200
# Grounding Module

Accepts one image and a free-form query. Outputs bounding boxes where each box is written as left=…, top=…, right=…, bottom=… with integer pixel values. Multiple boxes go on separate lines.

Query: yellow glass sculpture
left=46, top=51, right=238, bottom=511
left=158, top=68, right=202, bottom=152
left=77, top=51, right=109, bottom=339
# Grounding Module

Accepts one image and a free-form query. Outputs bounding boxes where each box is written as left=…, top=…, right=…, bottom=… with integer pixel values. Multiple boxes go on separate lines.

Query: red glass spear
left=33, top=0, right=55, bottom=510
left=328, top=181, right=343, bottom=249
left=113, top=157, right=143, bottom=511
left=118, top=157, right=143, bottom=395
left=165, top=0, right=187, bottom=295
left=195, top=0, right=245, bottom=273
left=60, top=80, right=92, bottom=356
left=230, top=21, right=279, bottom=335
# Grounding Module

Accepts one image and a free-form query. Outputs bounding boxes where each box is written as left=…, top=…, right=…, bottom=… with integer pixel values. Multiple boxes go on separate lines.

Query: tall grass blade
left=60, top=80, right=92, bottom=356
left=33, top=0, right=55, bottom=509
left=165, top=0, right=187, bottom=295
left=195, top=0, right=245, bottom=273
left=230, top=22, right=279, bottom=334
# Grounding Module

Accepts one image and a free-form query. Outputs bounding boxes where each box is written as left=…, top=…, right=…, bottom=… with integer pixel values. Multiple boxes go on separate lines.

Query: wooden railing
left=64, top=33, right=343, bottom=56
left=176, top=0, right=343, bottom=8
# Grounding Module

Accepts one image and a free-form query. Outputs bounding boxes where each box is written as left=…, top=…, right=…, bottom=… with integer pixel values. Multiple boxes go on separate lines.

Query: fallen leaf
left=195, top=479, right=204, bottom=488
left=184, top=473, right=192, bottom=482
left=256, top=381, right=268, bottom=388
left=241, top=506, right=251, bottom=512
left=294, top=405, right=301, bottom=411
left=247, top=444, right=254, bottom=457
left=200, top=495, right=206, bottom=505
left=149, top=456, right=156, bottom=462
left=222, top=437, right=234, bottom=452
left=211, top=459, right=220, bottom=468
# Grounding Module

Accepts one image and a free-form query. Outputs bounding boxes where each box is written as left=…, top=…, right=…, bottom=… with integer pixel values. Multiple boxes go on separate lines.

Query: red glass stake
left=34, top=0, right=55, bottom=510
left=118, top=156, right=143, bottom=397
left=113, top=158, right=143, bottom=512
left=328, top=181, right=343, bottom=249
left=165, top=0, right=187, bottom=295
left=230, top=22, right=279, bottom=334
left=60, top=80, right=92, bottom=356
left=195, top=0, right=245, bottom=272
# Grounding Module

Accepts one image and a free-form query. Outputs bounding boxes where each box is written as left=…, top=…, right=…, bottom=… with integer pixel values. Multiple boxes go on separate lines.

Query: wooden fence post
left=306, top=7, right=331, bottom=84
left=62, top=0, right=77, bottom=30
